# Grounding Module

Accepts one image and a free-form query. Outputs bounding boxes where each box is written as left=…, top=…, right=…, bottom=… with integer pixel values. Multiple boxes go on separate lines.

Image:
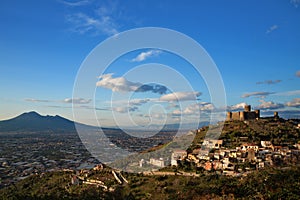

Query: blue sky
left=0, top=0, right=300, bottom=127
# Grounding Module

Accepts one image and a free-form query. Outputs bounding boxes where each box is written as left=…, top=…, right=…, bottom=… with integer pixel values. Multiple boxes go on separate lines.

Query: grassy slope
left=1, top=167, right=300, bottom=199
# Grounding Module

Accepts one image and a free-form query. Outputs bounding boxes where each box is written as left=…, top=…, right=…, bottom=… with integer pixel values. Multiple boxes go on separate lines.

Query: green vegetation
left=1, top=167, right=300, bottom=199
left=0, top=170, right=122, bottom=200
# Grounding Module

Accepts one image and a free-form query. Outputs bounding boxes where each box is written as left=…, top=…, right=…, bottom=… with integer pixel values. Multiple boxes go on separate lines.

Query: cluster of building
left=106, top=130, right=175, bottom=152
left=171, top=139, right=300, bottom=176
left=138, top=107, right=300, bottom=175
left=0, top=133, right=100, bottom=188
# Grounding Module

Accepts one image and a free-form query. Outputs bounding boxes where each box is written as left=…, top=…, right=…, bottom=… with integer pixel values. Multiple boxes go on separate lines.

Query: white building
left=171, top=150, right=187, bottom=166
left=202, top=140, right=223, bottom=149
left=261, top=141, right=272, bottom=148
left=241, top=143, right=259, bottom=152
left=139, top=159, right=145, bottom=167
left=150, top=158, right=165, bottom=168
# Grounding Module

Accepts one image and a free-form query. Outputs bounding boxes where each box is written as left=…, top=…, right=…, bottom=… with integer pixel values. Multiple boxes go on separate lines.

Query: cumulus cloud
left=131, top=50, right=161, bottom=62
left=96, top=74, right=141, bottom=92
left=159, top=91, right=201, bottom=102
left=167, top=103, right=180, bottom=109
left=256, top=100, right=284, bottom=110
left=241, top=91, right=274, bottom=98
left=129, top=98, right=150, bottom=106
left=266, top=25, right=279, bottom=34
left=171, top=102, right=215, bottom=117
left=96, top=74, right=167, bottom=94
left=286, top=98, right=300, bottom=108
left=146, top=112, right=166, bottom=120
left=63, top=98, right=91, bottom=104
left=184, top=102, right=215, bottom=114
left=110, top=98, right=151, bottom=108
left=172, top=109, right=182, bottom=116
left=227, top=102, right=247, bottom=111
left=113, top=106, right=138, bottom=113
left=296, top=70, right=300, bottom=77
left=256, top=80, right=282, bottom=85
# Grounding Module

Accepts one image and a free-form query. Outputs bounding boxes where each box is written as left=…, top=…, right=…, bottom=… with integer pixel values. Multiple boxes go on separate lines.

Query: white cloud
left=131, top=50, right=161, bottom=62
left=63, top=98, right=91, bottom=104
left=142, top=112, right=167, bottom=124
left=159, top=91, right=201, bottom=102
left=266, top=25, right=279, bottom=34
left=172, top=109, right=182, bottom=116
left=113, top=106, right=138, bottom=113
left=170, top=102, right=215, bottom=118
left=256, top=100, right=284, bottom=110
left=183, top=102, right=215, bottom=114
left=66, top=12, right=118, bottom=36
left=96, top=74, right=168, bottom=94
left=59, top=0, right=91, bottom=6
left=166, top=102, right=180, bottom=110
left=228, top=102, right=247, bottom=111
left=241, top=91, right=274, bottom=98
left=96, top=74, right=142, bottom=92
left=291, top=0, right=300, bottom=8
left=296, top=70, right=300, bottom=77
left=286, top=98, right=300, bottom=108
left=129, top=98, right=150, bottom=106
left=65, top=0, right=121, bottom=37
left=109, top=98, right=153, bottom=107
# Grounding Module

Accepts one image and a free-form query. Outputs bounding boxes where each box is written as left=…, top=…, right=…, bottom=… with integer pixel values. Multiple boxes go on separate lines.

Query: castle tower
left=239, top=111, right=245, bottom=121
left=274, top=112, right=279, bottom=119
left=255, top=110, right=260, bottom=119
left=244, top=105, right=251, bottom=112
left=226, top=112, right=232, bottom=120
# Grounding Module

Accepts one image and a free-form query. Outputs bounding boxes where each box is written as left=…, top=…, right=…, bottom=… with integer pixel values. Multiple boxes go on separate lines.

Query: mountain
left=0, top=111, right=78, bottom=132
left=0, top=111, right=210, bottom=133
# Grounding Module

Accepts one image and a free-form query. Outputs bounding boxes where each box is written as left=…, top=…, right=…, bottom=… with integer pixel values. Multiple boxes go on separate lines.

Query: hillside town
left=140, top=136, right=300, bottom=176
left=168, top=138, right=300, bottom=176
left=143, top=106, right=300, bottom=176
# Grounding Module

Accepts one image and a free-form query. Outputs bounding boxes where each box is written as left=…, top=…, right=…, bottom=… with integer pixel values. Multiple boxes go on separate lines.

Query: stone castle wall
left=227, top=105, right=260, bottom=121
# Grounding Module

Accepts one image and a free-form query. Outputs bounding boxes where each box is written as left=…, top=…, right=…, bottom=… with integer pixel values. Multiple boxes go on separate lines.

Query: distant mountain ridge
left=0, top=111, right=77, bottom=132
left=0, top=111, right=210, bottom=133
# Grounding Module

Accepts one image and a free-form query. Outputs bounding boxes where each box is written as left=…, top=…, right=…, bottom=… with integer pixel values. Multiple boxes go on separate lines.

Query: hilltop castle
left=226, top=105, right=260, bottom=121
